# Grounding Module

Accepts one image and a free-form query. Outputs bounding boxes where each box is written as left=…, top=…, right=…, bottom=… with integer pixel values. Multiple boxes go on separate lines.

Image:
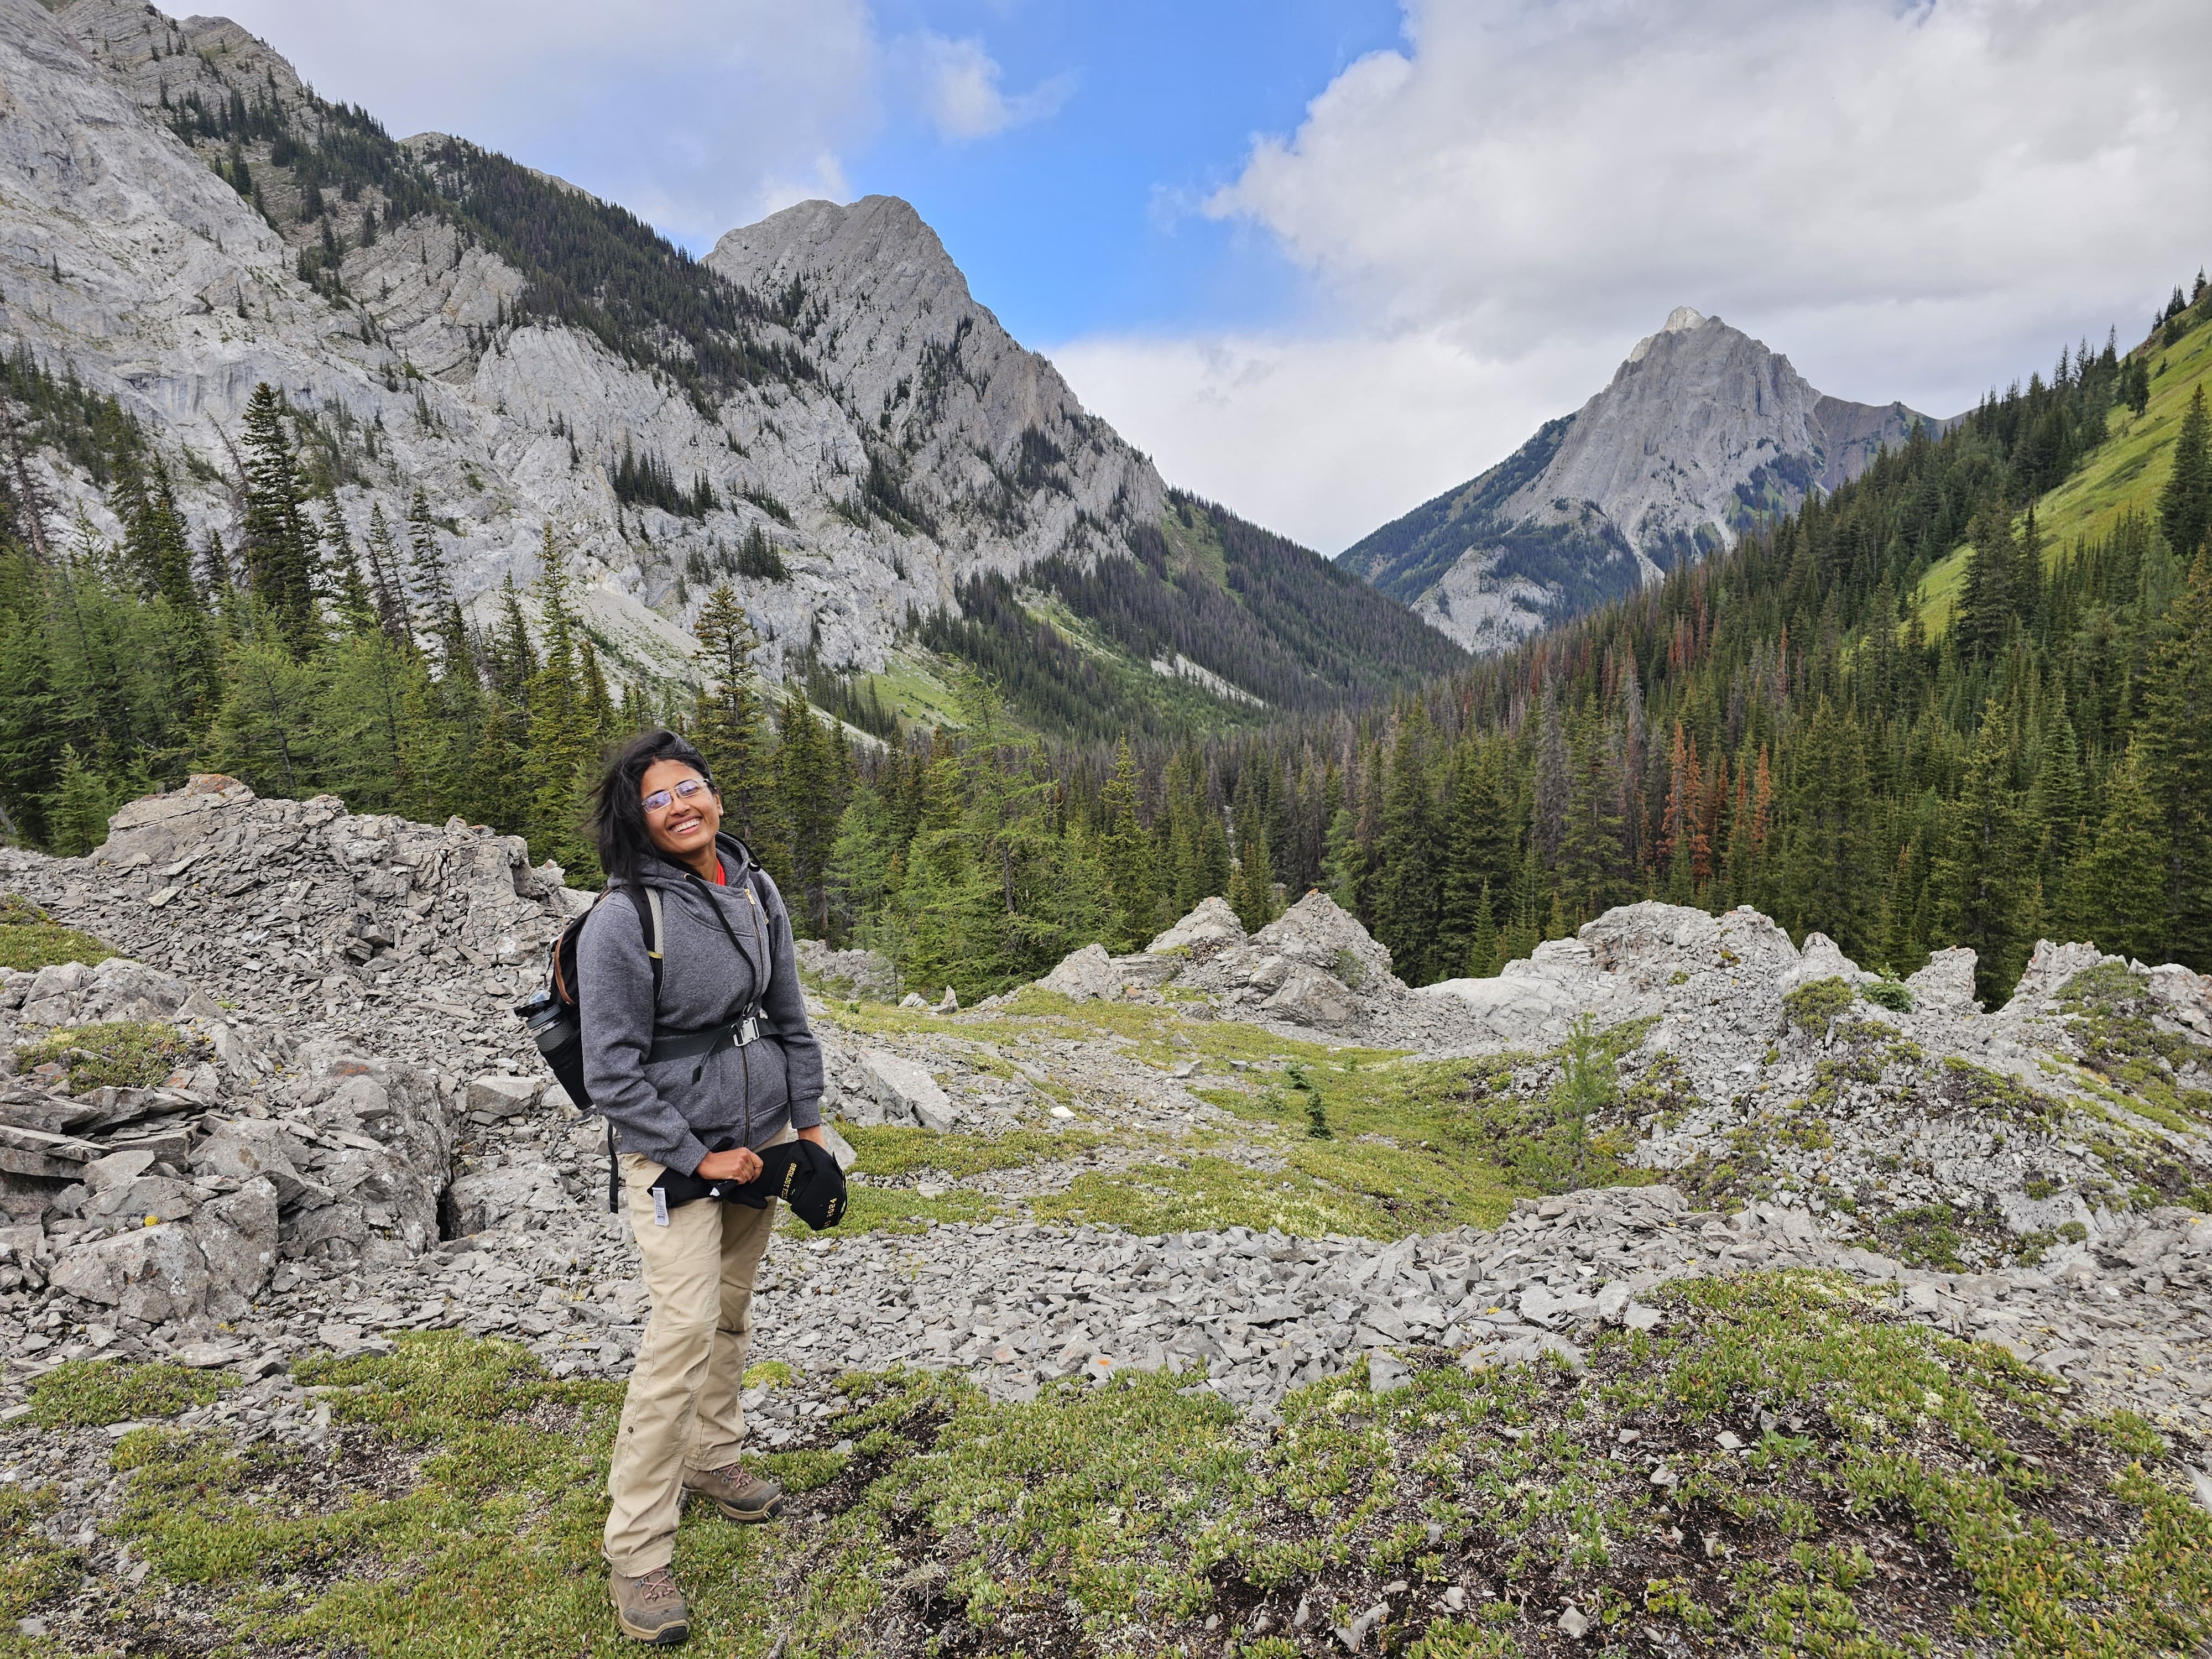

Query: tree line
left=4, top=284, right=2210, bottom=1007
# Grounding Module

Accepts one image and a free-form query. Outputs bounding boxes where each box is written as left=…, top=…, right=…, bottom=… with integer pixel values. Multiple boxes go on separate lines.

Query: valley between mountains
left=0, top=778, right=2206, bottom=1656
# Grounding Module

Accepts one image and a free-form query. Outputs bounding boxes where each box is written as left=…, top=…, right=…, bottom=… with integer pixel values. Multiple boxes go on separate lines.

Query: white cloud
left=1089, top=0, right=2212, bottom=551
left=1053, top=328, right=1619, bottom=555
left=208, top=0, right=879, bottom=245
left=914, top=33, right=1074, bottom=142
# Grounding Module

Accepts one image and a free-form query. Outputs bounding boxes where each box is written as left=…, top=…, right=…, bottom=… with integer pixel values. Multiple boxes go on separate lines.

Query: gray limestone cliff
left=1342, top=307, right=1938, bottom=652
left=0, top=0, right=1166, bottom=687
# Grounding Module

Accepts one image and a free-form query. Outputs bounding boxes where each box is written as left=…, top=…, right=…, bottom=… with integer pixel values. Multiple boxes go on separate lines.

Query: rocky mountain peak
left=1625, top=304, right=1710, bottom=362
left=1340, top=307, right=1938, bottom=653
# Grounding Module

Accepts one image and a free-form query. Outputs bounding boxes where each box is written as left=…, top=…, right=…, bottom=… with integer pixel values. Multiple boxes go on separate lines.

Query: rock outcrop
left=1341, top=308, right=1939, bottom=650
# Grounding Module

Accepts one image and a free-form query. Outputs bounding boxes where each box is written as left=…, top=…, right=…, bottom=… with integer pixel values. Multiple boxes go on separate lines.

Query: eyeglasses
left=641, top=777, right=712, bottom=813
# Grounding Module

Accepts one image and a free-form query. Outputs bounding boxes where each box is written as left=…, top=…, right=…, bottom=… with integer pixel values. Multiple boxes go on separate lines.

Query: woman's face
left=639, top=759, right=723, bottom=866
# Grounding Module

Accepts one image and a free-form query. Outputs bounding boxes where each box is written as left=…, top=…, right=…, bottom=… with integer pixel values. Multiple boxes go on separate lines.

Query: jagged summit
left=1340, top=307, right=1938, bottom=652
left=1625, top=304, right=1709, bottom=362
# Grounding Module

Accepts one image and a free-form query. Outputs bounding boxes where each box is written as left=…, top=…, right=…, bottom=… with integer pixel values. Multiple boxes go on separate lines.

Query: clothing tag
left=652, top=1188, right=671, bottom=1228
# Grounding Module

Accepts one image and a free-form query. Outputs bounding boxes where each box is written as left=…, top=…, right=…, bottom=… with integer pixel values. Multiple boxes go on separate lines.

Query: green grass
left=840, top=1123, right=1106, bottom=1182
left=0, top=894, right=114, bottom=972
left=0, top=1486, right=81, bottom=1624
left=785, top=1272, right=2212, bottom=1656
left=29, top=1359, right=232, bottom=1428
left=1912, top=312, right=2212, bottom=636
left=101, top=1333, right=784, bottom=1658
left=13, top=1020, right=192, bottom=1091
left=18, top=1282, right=2208, bottom=1655
left=2036, top=315, right=2212, bottom=554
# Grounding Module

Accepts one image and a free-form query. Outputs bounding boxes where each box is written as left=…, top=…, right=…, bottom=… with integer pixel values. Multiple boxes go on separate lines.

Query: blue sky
left=220, top=1, right=2212, bottom=552
left=832, top=0, right=1405, bottom=348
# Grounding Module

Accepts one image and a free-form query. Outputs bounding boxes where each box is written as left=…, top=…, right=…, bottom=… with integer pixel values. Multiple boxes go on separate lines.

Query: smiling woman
left=577, top=727, right=832, bottom=1645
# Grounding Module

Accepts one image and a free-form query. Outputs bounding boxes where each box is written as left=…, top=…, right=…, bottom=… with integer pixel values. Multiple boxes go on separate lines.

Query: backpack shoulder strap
left=740, top=869, right=773, bottom=1014
left=633, top=883, right=665, bottom=1003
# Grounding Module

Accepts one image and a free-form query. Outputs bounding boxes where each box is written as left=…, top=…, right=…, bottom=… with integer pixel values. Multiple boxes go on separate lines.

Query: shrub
left=1863, top=980, right=1913, bottom=1014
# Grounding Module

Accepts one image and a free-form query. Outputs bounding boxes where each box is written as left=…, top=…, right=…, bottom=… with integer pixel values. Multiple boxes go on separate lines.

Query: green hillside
left=1913, top=304, right=2212, bottom=634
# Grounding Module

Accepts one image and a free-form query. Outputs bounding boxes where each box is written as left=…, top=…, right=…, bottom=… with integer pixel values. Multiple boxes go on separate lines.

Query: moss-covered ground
left=11, top=1274, right=2208, bottom=1656
left=0, top=894, right=113, bottom=974
left=12, top=1021, right=195, bottom=1092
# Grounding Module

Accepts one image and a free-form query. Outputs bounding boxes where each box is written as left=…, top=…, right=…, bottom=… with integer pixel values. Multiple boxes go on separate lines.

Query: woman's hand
left=697, top=1146, right=763, bottom=1182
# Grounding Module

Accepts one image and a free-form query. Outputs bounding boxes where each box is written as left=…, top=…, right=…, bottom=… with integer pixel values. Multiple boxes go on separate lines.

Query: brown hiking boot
left=683, top=1462, right=785, bottom=1523
left=609, top=1566, right=690, bottom=1646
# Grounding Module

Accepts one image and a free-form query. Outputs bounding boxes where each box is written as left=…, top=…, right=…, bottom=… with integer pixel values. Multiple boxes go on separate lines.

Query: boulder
left=84, top=1148, right=158, bottom=1191
left=84, top=1176, right=199, bottom=1224
left=191, top=1120, right=312, bottom=1206
left=860, top=1048, right=955, bottom=1133
left=816, top=1120, right=859, bottom=1174
left=49, top=1223, right=210, bottom=1324
left=466, top=1073, right=540, bottom=1117
left=1908, top=947, right=1981, bottom=1014
left=1261, top=964, right=1358, bottom=1029
left=194, top=1179, right=279, bottom=1305
left=1252, top=893, right=1397, bottom=989
left=2000, top=941, right=2120, bottom=1015
left=444, top=1162, right=568, bottom=1236
left=1782, top=932, right=1870, bottom=990
left=1148, top=897, right=1245, bottom=956
left=1039, top=943, right=1122, bottom=1002
left=1418, top=972, right=1591, bottom=1047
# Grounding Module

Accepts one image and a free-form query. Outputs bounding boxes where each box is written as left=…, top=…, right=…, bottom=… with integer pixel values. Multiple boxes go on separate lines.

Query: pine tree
left=691, top=581, right=784, bottom=873
left=237, top=384, right=320, bottom=656
left=524, top=526, right=597, bottom=876
left=1227, top=768, right=1279, bottom=935
left=2158, top=384, right=2210, bottom=560
left=1099, top=739, right=1161, bottom=950
left=2063, top=742, right=2168, bottom=963
left=1933, top=698, right=2027, bottom=1001
left=2135, top=549, right=2212, bottom=966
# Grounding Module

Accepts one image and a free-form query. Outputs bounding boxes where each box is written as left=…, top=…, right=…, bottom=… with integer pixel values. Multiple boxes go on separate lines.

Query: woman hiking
left=580, top=728, right=827, bottom=1646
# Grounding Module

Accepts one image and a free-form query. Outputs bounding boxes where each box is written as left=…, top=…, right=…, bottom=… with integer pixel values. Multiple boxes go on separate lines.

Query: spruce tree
left=518, top=528, right=592, bottom=870
left=2158, top=384, right=2210, bottom=560
left=691, top=580, right=785, bottom=874
left=1373, top=709, right=1441, bottom=979
left=2135, top=549, right=2212, bottom=966
left=1933, top=698, right=2027, bottom=1001
left=237, top=384, right=320, bottom=656
left=2063, top=743, right=2168, bottom=963
left=362, top=502, right=414, bottom=650
left=1467, top=880, right=1499, bottom=979
left=407, top=489, right=470, bottom=675
left=1099, top=740, right=1161, bottom=950
left=1227, top=768, right=1279, bottom=935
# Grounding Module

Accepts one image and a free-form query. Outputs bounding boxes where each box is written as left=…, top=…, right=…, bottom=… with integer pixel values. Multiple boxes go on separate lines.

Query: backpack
left=514, top=873, right=781, bottom=1212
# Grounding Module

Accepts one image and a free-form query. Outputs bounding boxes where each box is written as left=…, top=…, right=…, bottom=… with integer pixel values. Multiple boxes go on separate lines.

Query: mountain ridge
left=1342, top=307, right=1937, bottom=651
left=1, top=0, right=1451, bottom=732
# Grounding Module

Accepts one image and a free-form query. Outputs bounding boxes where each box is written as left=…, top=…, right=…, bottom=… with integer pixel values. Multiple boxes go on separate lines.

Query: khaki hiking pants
left=603, top=1124, right=792, bottom=1576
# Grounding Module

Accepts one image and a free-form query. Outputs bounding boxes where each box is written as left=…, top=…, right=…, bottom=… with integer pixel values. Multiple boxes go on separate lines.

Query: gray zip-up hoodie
left=577, top=836, right=823, bottom=1176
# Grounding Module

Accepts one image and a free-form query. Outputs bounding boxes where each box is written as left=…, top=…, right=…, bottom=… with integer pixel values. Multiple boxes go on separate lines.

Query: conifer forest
left=3, top=284, right=2210, bottom=1009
